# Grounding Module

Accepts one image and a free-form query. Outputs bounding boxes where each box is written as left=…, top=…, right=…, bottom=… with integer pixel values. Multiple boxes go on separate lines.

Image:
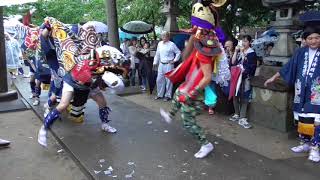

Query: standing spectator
left=153, top=31, right=181, bottom=101
left=120, top=38, right=130, bottom=59
left=120, top=38, right=131, bottom=73
left=229, top=35, right=257, bottom=129
left=224, top=38, right=238, bottom=66
left=129, top=37, right=142, bottom=87
left=138, top=37, right=148, bottom=91
left=5, top=32, right=21, bottom=79
left=137, top=42, right=152, bottom=91
left=139, top=37, right=147, bottom=49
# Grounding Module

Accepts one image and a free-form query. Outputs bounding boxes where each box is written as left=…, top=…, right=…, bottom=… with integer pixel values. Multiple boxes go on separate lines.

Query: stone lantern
left=248, top=0, right=315, bottom=133
left=262, top=0, right=314, bottom=64
left=161, top=0, right=179, bottom=32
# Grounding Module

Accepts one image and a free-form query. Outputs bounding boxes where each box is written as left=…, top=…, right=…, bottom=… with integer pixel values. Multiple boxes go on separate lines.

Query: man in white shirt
left=153, top=31, right=181, bottom=101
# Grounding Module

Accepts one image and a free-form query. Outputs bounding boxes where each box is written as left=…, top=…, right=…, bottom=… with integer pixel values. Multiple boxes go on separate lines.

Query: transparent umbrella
left=120, top=21, right=153, bottom=34
left=82, top=21, right=108, bottom=33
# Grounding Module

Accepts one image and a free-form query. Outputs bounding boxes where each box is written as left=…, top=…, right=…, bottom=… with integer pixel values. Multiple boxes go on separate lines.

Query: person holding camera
left=229, top=35, right=257, bottom=129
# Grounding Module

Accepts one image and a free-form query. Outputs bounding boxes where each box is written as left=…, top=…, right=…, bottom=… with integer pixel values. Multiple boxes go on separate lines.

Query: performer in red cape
left=160, top=0, right=226, bottom=159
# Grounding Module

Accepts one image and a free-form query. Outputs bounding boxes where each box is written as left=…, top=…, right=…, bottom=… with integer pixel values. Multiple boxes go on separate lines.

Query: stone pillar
left=0, top=7, right=18, bottom=102
left=161, top=0, right=179, bottom=32
left=105, top=0, right=120, bottom=49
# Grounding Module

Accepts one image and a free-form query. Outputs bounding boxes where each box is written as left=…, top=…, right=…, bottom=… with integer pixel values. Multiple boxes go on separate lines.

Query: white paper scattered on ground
left=100, top=164, right=103, bottom=168
left=103, top=166, right=114, bottom=175
left=104, top=170, right=112, bottom=175
left=216, top=134, right=222, bottom=137
left=125, top=170, right=135, bottom=178
left=214, top=141, right=219, bottom=145
left=233, top=150, right=237, bottom=153
left=57, top=149, right=63, bottom=153
left=184, top=150, right=188, bottom=152
left=147, top=121, right=153, bottom=125
left=201, top=172, right=207, bottom=175
left=128, top=162, right=135, bottom=166
left=223, top=154, right=229, bottom=157
left=157, top=165, right=163, bottom=168
left=108, top=166, right=113, bottom=171
left=183, top=163, right=188, bottom=166
left=112, top=175, right=117, bottom=178
left=182, top=170, right=187, bottom=173
left=99, top=159, right=106, bottom=163
left=163, top=130, right=168, bottom=133
left=94, top=170, right=101, bottom=174
left=28, top=137, right=33, bottom=139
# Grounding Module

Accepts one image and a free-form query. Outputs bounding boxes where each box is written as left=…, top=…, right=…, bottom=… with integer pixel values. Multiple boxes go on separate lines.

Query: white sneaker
left=229, top=114, right=240, bottom=122
left=23, top=74, right=30, bottom=78
left=37, top=125, right=47, bottom=147
left=291, top=143, right=310, bottom=153
left=33, top=99, right=40, bottom=106
left=101, top=123, right=117, bottom=133
left=160, top=108, right=172, bottom=124
left=194, top=142, right=214, bottom=159
left=308, top=146, right=320, bottom=162
left=29, top=95, right=34, bottom=99
left=0, top=138, right=10, bottom=147
left=238, top=118, right=252, bottom=129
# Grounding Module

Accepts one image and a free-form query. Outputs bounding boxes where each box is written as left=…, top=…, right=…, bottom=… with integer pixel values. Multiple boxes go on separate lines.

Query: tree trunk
left=0, top=7, right=8, bottom=93
left=151, top=11, right=157, bottom=40
left=105, top=0, right=120, bottom=49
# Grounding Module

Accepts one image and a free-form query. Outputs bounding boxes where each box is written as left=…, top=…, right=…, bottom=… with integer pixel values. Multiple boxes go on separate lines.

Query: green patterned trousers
left=169, top=89, right=209, bottom=145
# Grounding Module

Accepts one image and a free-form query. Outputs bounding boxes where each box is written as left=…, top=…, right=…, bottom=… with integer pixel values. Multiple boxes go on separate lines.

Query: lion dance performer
left=160, top=0, right=226, bottom=158
left=38, top=17, right=125, bottom=147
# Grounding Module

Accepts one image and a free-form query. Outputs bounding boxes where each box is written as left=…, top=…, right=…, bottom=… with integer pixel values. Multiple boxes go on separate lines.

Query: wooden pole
left=105, top=0, right=120, bottom=50
left=0, top=7, right=8, bottom=93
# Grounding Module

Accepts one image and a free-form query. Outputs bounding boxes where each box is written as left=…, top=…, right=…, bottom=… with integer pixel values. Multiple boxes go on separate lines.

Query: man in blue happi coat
left=39, top=29, right=63, bottom=116
left=265, top=11, right=320, bottom=162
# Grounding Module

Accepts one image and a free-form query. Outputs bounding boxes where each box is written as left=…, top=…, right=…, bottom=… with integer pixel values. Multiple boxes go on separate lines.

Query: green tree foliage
left=116, top=0, right=194, bottom=28
left=117, top=0, right=165, bottom=27
left=218, top=0, right=274, bottom=37
left=4, top=0, right=190, bottom=28
left=7, top=0, right=318, bottom=38
left=4, top=0, right=106, bottom=25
